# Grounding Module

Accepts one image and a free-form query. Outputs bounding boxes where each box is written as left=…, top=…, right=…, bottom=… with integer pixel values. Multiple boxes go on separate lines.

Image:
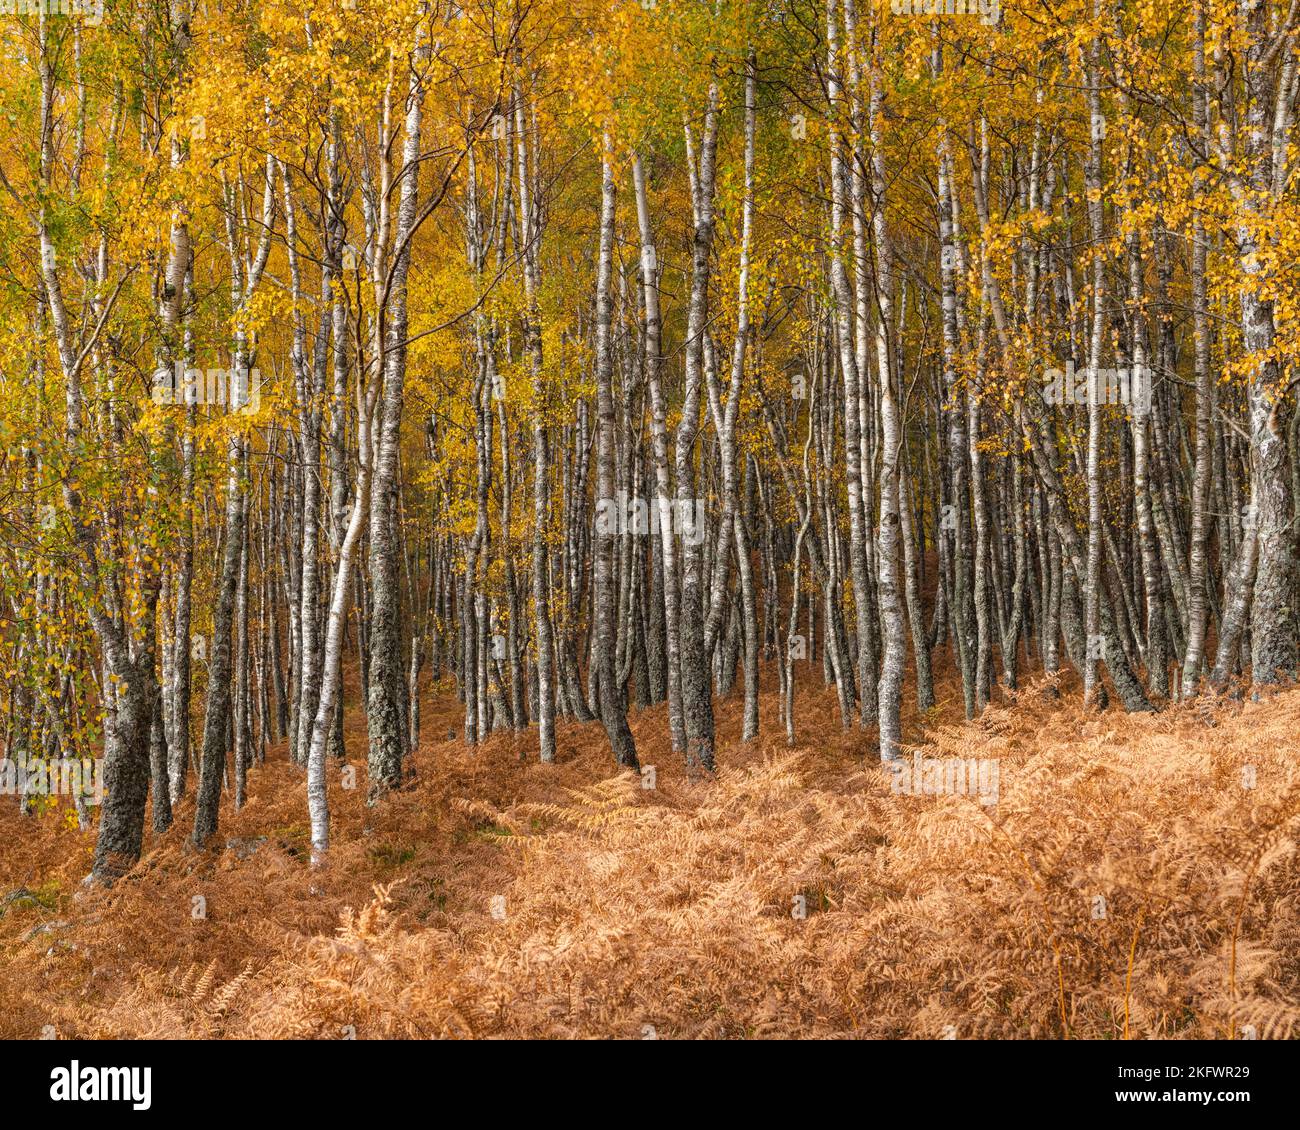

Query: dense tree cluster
left=1, top=0, right=1296, bottom=882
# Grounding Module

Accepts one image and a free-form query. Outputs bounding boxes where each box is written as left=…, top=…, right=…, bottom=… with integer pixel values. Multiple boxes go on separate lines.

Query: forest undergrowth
left=2, top=661, right=1298, bottom=1040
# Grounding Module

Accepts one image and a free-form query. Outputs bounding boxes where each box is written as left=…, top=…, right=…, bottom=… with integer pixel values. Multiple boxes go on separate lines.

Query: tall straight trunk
left=192, top=437, right=245, bottom=845
left=736, top=457, right=760, bottom=741
left=592, top=138, right=639, bottom=769
left=326, top=107, right=351, bottom=761
left=1238, top=0, right=1298, bottom=686
left=701, top=55, right=756, bottom=675
left=785, top=366, right=819, bottom=746
left=1195, top=24, right=1232, bottom=683
left=969, top=345, right=991, bottom=710
left=634, top=154, right=686, bottom=738
left=156, top=5, right=194, bottom=807
left=233, top=492, right=251, bottom=808
left=514, top=85, right=557, bottom=764
left=1082, top=17, right=1107, bottom=707
left=282, top=159, right=329, bottom=769
left=1126, top=229, right=1167, bottom=698
left=937, top=128, right=975, bottom=717
left=676, top=90, right=720, bottom=774
left=366, top=36, right=427, bottom=796
left=870, top=58, right=906, bottom=761
left=827, top=2, right=875, bottom=729
left=498, top=395, right=525, bottom=726
left=1211, top=505, right=1260, bottom=688
left=846, top=0, right=880, bottom=723
left=169, top=320, right=197, bottom=801
left=900, top=462, right=934, bottom=711
left=306, top=365, right=383, bottom=859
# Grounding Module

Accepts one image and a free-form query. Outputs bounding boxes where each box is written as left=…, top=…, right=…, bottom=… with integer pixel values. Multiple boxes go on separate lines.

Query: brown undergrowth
left=1, top=663, right=1298, bottom=1039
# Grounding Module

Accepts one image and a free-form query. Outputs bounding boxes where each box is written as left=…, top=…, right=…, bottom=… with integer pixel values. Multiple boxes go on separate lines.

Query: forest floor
left=2, top=657, right=1299, bottom=1039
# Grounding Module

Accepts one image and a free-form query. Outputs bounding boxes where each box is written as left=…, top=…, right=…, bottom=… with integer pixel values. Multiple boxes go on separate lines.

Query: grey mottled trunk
left=632, top=154, right=685, bottom=753
left=676, top=91, right=720, bottom=774
left=592, top=139, right=639, bottom=769
left=870, top=58, right=906, bottom=761
left=192, top=437, right=246, bottom=845
left=366, top=39, right=427, bottom=797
